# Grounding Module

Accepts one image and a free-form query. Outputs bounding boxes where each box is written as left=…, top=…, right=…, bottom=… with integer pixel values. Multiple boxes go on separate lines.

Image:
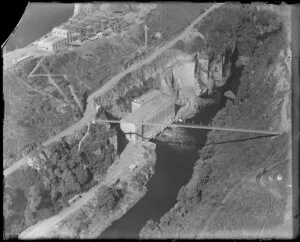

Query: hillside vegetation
left=140, top=4, right=290, bottom=239
left=3, top=3, right=210, bottom=170
left=4, top=123, right=117, bottom=236
left=3, top=3, right=213, bottom=238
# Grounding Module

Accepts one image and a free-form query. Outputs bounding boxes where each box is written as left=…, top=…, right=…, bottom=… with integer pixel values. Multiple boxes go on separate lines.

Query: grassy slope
left=3, top=3, right=209, bottom=169
left=140, top=14, right=290, bottom=239
left=3, top=63, right=76, bottom=167
left=3, top=3, right=212, bottom=236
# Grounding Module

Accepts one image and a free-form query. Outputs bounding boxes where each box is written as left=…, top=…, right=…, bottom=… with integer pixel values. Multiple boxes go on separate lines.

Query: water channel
left=99, top=100, right=225, bottom=239
left=99, top=47, right=242, bottom=239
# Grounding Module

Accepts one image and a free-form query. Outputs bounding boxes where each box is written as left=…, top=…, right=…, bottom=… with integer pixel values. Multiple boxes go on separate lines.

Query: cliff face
left=97, top=45, right=227, bottom=121
left=139, top=20, right=292, bottom=239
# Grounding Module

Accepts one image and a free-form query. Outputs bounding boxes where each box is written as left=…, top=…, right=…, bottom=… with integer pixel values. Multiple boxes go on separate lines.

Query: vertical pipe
left=141, top=123, right=144, bottom=141
left=144, top=25, right=148, bottom=49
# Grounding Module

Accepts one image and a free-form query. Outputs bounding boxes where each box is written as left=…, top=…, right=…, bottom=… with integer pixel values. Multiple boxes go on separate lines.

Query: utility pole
left=144, top=24, right=149, bottom=50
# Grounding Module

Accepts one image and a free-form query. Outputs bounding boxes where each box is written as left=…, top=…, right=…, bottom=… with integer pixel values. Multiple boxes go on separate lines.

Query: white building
left=131, top=89, right=161, bottom=112
left=52, top=27, right=72, bottom=44
left=120, top=90, right=176, bottom=143
left=37, top=35, right=68, bottom=52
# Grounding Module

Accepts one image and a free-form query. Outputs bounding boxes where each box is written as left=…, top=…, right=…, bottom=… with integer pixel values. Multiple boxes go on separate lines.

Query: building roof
left=39, top=35, right=67, bottom=45
left=53, top=27, right=68, bottom=32
left=132, top=89, right=161, bottom=105
left=122, top=92, right=175, bottom=123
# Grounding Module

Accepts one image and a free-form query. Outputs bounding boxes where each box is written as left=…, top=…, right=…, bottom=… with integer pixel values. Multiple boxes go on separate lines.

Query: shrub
left=198, top=143, right=215, bottom=160
left=97, top=185, right=124, bottom=215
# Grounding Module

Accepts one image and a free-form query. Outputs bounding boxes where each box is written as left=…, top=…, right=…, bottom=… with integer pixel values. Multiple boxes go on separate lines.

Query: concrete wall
left=54, top=38, right=69, bottom=51
left=121, top=100, right=175, bottom=143
left=143, top=101, right=175, bottom=139
left=120, top=122, right=137, bottom=142
left=52, top=28, right=71, bottom=44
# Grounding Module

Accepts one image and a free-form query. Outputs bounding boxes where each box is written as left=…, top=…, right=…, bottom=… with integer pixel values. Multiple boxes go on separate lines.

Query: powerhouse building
left=37, top=35, right=68, bottom=52
left=120, top=90, right=176, bottom=143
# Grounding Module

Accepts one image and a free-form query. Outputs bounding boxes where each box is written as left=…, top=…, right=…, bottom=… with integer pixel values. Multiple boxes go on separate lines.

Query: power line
left=95, top=119, right=281, bottom=135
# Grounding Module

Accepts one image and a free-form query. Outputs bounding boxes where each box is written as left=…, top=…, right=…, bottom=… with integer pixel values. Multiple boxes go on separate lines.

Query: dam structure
left=120, top=89, right=176, bottom=143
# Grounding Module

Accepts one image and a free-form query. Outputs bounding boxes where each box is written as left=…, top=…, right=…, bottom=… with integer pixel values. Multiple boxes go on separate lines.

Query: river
left=5, top=3, right=74, bottom=52
left=99, top=100, right=224, bottom=239
left=99, top=45, right=242, bottom=239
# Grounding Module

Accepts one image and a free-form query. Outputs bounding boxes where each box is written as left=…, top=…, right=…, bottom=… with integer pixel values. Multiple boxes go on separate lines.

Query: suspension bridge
left=95, top=119, right=281, bottom=136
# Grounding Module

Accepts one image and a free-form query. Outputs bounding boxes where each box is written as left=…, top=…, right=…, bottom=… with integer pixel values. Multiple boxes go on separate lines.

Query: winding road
left=4, top=3, right=224, bottom=177
left=200, top=157, right=289, bottom=237
left=256, top=159, right=289, bottom=237
left=19, top=141, right=155, bottom=239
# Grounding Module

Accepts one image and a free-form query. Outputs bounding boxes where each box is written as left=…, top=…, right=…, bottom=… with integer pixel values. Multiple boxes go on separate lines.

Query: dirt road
left=4, top=3, right=224, bottom=177
left=43, top=3, right=225, bottom=146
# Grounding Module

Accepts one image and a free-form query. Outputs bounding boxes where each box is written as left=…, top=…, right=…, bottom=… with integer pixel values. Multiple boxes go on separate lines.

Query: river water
left=99, top=100, right=224, bottom=239
left=5, top=3, right=74, bottom=52
left=99, top=45, right=243, bottom=239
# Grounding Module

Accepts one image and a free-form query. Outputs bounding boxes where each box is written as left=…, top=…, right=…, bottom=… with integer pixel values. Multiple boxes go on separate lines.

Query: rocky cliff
left=139, top=10, right=292, bottom=238
left=96, top=40, right=230, bottom=121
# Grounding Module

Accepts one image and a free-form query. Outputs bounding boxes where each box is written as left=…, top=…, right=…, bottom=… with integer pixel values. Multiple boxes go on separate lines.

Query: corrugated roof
left=122, top=92, right=175, bottom=123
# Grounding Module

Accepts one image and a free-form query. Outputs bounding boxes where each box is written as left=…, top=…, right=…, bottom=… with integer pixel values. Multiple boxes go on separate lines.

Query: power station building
left=37, top=35, right=68, bottom=52
left=52, top=27, right=72, bottom=43
left=120, top=90, right=176, bottom=143
left=37, top=27, right=72, bottom=52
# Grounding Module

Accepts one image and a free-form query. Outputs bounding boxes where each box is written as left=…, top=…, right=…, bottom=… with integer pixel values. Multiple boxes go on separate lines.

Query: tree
left=4, top=191, right=14, bottom=220
left=50, top=184, right=60, bottom=201
left=6, top=167, right=39, bottom=191
left=27, top=185, right=43, bottom=212
left=74, top=166, right=88, bottom=185
left=97, top=186, right=124, bottom=215
left=236, top=16, right=258, bottom=56
left=36, top=207, right=54, bottom=220
left=24, top=208, right=37, bottom=227
left=61, top=169, right=81, bottom=194
left=8, top=218, right=25, bottom=236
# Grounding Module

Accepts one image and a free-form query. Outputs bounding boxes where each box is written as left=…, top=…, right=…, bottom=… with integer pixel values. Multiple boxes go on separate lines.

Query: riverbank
left=20, top=141, right=156, bottom=239
left=139, top=19, right=292, bottom=239
left=99, top=128, right=202, bottom=239
left=5, top=3, right=74, bottom=52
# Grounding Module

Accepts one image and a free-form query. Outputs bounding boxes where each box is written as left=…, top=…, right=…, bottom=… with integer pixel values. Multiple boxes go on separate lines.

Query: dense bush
left=198, top=143, right=215, bottom=160
left=199, top=4, right=282, bottom=58
left=4, top=123, right=118, bottom=236
left=97, top=185, right=125, bottom=215
left=141, top=6, right=286, bottom=237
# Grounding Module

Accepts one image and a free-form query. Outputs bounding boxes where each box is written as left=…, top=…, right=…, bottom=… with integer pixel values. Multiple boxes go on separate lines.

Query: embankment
left=140, top=17, right=291, bottom=239
left=44, top=141, right=157, bottom=238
